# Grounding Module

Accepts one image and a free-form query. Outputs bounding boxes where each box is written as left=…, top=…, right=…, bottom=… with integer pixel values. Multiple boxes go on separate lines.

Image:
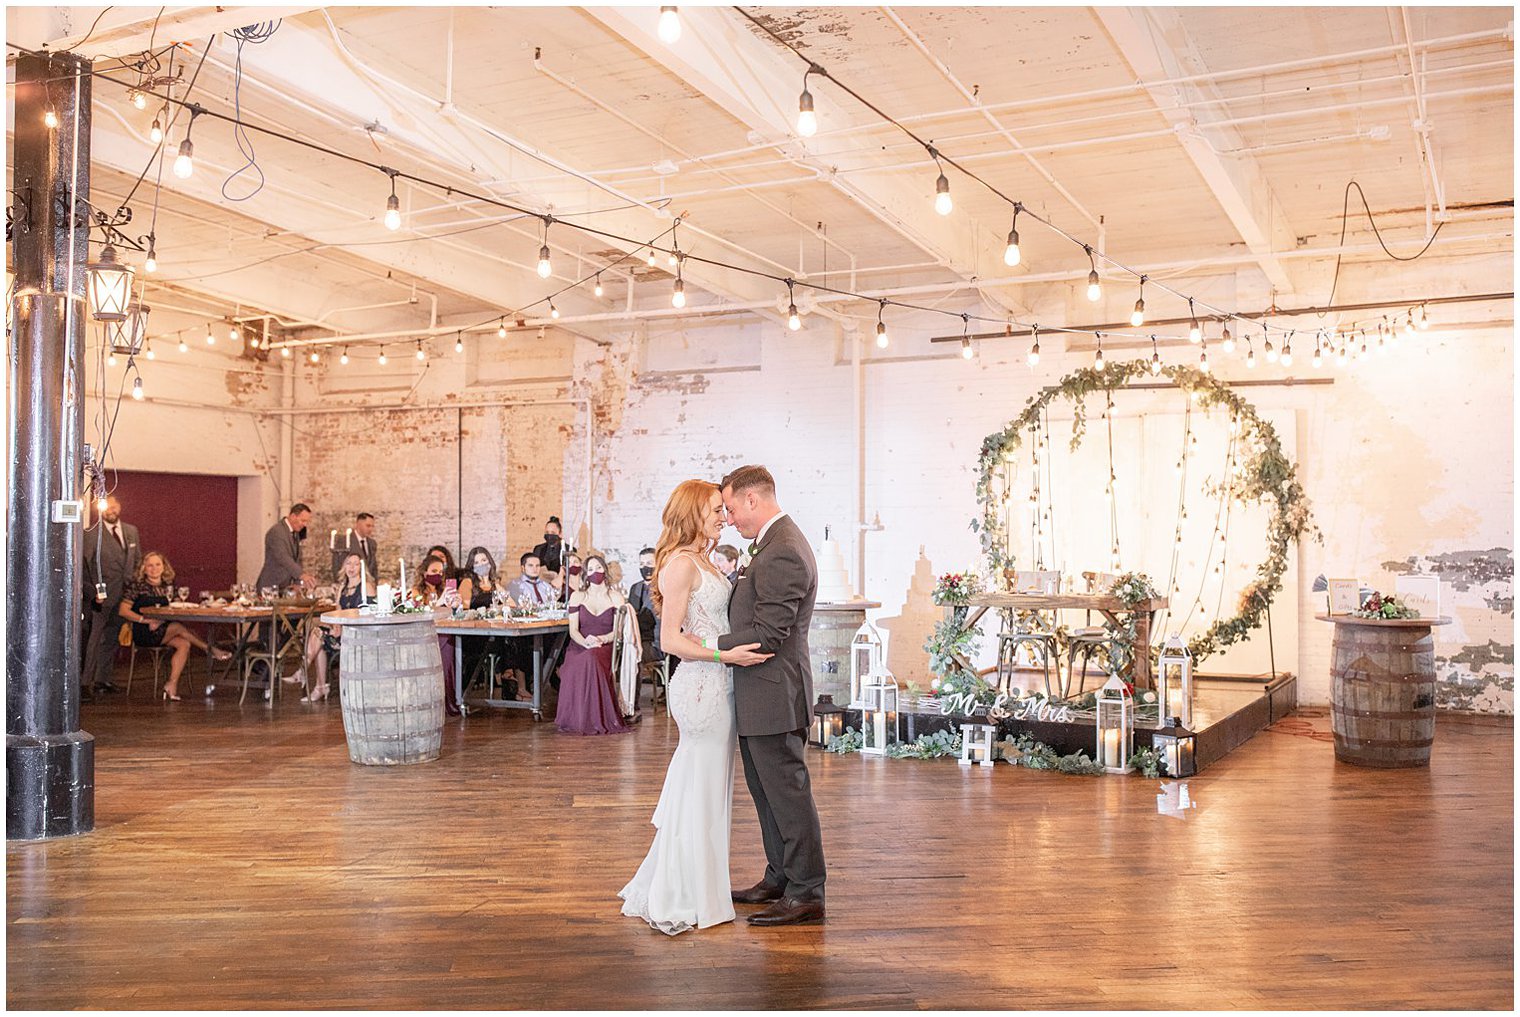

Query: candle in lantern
left=375, top=583, right=393, bottom=615
left=872, top=711, right=886, bottom=752
left=1103, top=728, right=1121, bottom=769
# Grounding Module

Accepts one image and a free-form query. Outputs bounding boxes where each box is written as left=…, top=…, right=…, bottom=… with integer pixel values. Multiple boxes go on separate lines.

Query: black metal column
left=7, top=50, right=95, bottom=840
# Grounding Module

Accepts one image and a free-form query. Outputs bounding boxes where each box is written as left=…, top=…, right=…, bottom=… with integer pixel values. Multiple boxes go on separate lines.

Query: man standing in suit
left=716, top=465, right=826, bottom=926
left=330, top=511, right=379, bottom=579
left=80, top=495, right=141, bottom=698
left=257, top=503, right=316, bottom=593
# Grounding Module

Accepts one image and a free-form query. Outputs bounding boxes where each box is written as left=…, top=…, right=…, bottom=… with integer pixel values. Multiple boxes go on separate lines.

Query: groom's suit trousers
left=739, top=728, right=826, bottom=901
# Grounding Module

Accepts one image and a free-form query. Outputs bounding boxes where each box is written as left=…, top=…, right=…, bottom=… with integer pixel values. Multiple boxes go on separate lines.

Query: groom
left=717, top=465, right=826, bottom=926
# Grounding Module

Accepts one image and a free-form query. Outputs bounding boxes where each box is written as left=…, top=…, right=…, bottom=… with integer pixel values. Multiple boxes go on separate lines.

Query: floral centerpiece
left=1352, top=591, right=1420, bottom=620
left=1109, top=571, right=1160, bottom=607
left=933, top=570, right=983, bottom=606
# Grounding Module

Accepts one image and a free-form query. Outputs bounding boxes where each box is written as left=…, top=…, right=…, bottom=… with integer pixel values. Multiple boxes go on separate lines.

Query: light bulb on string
left=671, top=274, right=686, bottom=309
left=149, top=116, right=163, bottom=144
left=378, top=346, right=388, bottom=366
left=785, top=280, right=801, bottom=331
left=959, top=315, right=973, bottom=359
left=1084, top=246, right=1101, bottom=302
left=1417, top=303, right=1430, bottom=330
left=44, top=108, right=58, bottom=129
left=1149, top=335, right=1162, bottom=376
left=796, top=75, right=817, bottom=137
left=1403, top=313, right=1416, bottom=337
left=309, top=350, right=320, bottom=364
left=131, top=89, right=147, bottom=111
left=1093, top=333, right=1105, bottom=370
left=177, top=335, right=188, bottom=353
left=248, top=335, right=260, bottom=349
left=593, top=275, right=604, bottom=298
left=339, top=347, right=349, bottom=365
left=279, top=345, right=291, bottom=359
left=537, top=244, right=552, bottom=279
left=497, top=318, right=507, bottom=339
left=383, top=172, right=402, bottom=231
left=205, top=325, right=216, bottom=346
left=1245, top=341, right=1256, bottom=369
left=107, top=351, right=118, bottom=367
left=144, top=342, right=155, bottom=361
left=1003, top=204, right=1022, bottom=267
left=1221, top=322, right=1235, bottom=354
left=1130, top=276, right=1146, bottom=327
left=875, top=301, right=889, bottom=349
left=229, top=324, right=240, bottom=342
left=658, top=6, right=681, bottom=44
left=455, top=334, right=464, bottom=354
left=549, top=301, right=560, bottom=320
left=932, top=158, right=952, bottom=215
left=646, top=248, right=658, bottom=269
left=1264, top=332, right=1277, bottom=364
left=416, top=341, right=426, bottom=362
left=1188, top=299, right=1201, bottom=343
left=1312, top=339, right=1323, bottom=368
left=173, top=118, right=196, bottom=179
left=1199, top=344, right=1210, bottom=374
left=1281, top=333, right=1294, bottom=367
left=1027, top=324, right=1040, bottom=368
left=1336, top=344, right=1348, bottom=367
left=131, top=376, right=144, bottom=401
left=144, top=243, right=157, bottom=273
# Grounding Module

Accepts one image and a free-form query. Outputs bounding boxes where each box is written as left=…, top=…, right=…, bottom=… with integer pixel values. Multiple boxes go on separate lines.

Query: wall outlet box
left=52, top=500, right=83, bottom=523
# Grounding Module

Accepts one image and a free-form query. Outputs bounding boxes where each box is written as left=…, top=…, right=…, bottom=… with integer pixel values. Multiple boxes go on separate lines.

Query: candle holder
left=1157, top=635, right=1195, bottom=729
left=1152, top=720, right=1197, bottom=778
left=1095, top=674, right=1133, bottom=774
left=860, top=669, right=899, bottom=756
left=811, top=694, right=847, bottom=749
left=848, top=622, right=884, bottom=708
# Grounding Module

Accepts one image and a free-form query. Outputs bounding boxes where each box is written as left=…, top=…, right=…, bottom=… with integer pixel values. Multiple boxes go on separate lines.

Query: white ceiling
left=7, top=5, right=1514, bottom=352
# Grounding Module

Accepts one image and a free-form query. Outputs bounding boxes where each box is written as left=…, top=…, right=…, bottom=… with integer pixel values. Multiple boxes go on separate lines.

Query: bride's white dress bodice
left=667, top=564, right=734, bottom=736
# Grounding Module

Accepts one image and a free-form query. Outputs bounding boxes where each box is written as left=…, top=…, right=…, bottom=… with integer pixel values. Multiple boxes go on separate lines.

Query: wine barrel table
left=1315, top=614, right=1452, bottom=768
left=321, top=608, right=447, bottom=766
left=808, top=601, right=882, bottom=705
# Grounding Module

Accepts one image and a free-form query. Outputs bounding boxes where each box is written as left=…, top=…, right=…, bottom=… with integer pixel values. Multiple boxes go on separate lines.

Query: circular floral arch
left=972, top=360, right=1318, bottom=661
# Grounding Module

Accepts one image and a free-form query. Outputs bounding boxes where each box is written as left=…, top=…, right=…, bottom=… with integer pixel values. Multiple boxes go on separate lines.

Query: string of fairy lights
left=16, top=5, right=1453, bottom=392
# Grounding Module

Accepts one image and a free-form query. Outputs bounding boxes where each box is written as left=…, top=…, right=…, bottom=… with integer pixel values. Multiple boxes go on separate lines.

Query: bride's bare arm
left=658, top=555, right=770, bottom=665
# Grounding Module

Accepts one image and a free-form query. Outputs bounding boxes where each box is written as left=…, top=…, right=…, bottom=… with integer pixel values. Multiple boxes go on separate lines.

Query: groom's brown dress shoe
left=731, top=880, right=786, bottom=905
left=747, top=896, right=825, bottom=926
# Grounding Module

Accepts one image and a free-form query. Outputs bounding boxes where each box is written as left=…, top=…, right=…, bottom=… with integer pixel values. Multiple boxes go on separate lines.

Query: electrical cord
left=1319, top=179, right=1446, bottom=315
left=220, top=22, right=281, bottom=201
left=56, top=6, right=114, bottom=53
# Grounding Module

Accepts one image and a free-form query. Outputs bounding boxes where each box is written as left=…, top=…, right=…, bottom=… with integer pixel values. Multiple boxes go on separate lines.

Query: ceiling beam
left=1095, top=7, right=1305, bottom=297
left=20, top=6, right=321, bottom=59
left=584, top=5, right=1029, bottom=318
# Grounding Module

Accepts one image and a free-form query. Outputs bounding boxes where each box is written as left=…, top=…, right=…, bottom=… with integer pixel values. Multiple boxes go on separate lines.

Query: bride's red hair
left=651, top=479, right=719, bottom=613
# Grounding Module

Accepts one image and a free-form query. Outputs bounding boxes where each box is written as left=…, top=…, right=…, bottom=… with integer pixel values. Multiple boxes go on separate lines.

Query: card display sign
left=1327, top=579, right=1362, bottom=615
left=1395, top=574, right=1441, bottom=618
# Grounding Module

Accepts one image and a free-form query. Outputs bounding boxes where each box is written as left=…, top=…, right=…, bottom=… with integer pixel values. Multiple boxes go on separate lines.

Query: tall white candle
left=329, top=529, right=337, bottom=549
left=346, top=528, right=353, bottom=546
left=360, top=559, right=368, bottom=605
left=872, top=711, right=886, bottom=751
left=1103, top=728, right=1121, bottom=768
left=400, top=557, right=406, bottom=596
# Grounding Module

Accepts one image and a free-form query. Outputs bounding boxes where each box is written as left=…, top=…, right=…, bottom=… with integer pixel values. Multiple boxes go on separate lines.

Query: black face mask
left=544, top=533, right=561, bottom=544
left=639, top=566, right=654, bottom=580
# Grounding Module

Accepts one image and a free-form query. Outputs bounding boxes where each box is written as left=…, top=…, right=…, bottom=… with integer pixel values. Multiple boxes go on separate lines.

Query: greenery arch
left=972, top=360, right=1318, bottom=661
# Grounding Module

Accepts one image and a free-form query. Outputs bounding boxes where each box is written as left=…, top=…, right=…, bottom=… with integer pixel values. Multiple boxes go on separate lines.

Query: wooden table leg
left=1133, top=611, right=1154, bottom=690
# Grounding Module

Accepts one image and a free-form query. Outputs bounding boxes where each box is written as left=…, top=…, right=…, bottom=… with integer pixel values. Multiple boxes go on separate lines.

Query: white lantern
left=860, top=668, right=899, bottom=756
left=959, top=723, right=997, bottom=767
left=86, top=244, right=134, bottom=322
left=104, top=301, right=150, bottom=356
left=848, top=621, right=883, bottom=708
left=1095, top=674, right=1133, bottom=773
left=1157, top=634, right=1194, bottom=728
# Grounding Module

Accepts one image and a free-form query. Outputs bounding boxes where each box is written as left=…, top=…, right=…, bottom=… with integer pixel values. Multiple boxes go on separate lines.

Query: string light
left=131, top=376, right=144, bottom=400
left=549, top=300, right=560, bottom=320
left=1221, top=322, right=1235, bottom=354
left=671, top=270, right=686, bottom=309
left=497, top=318, right=507, bottom=339
left=229, top=323, right=240, bottom=342
left=378, top=346, right=388, bottom=365
left=143, top=241, right=157, bottom=273
left=1003, top=204, right=1022, bottom=267
left=1281, top=333, right=1294, bottom=367
left=658, top=6, right=681, bottom=44
left=43, top=107, right=58, bottom=129
left=1084, top=246, right=1101, bottom=302
left=1264, top=323, right=1277, bottom=363
left=1131, top=276, right=1146, bottom=327
left=107, top=351, right=118, bottom=367
left=130, top=88, right=147, bottom=110
left=144, top=341, right=155, bottom=361
left=786, top=280, right=801, bottom=331
left=454, top=334, right=464, bottom=353
left=593, top=274, right=604, bottom=298
left=415, top=341, right=426, bottom=361
left=149, top=115, right=163, bottom=144
left=646, top=248, right=658, bottom=269
left=339, top=347, right=349, bottom=365
left=1198, top=343, right=1210, bottom=373
left=173, top=111, right=199, bottom=179
left=309, top=349, right=320, bottom=363
left=177, top=334, right=188, bottom=353
left=279, top=345, right=291, bottom=358
left=959, top=315, right=973, bottom=359
left=1312, top=335, right=1324, bottom=368
left=383, top=171, right=401, bottom=231
left=1093, top=333, right=1105, bottom=370
left=932, top=152, right=953, bottom=215
left=1149, top=335, right=1162, bottom=376
left=1245, top=339, right=1256, bottom=369
left=248, top=334, right=260, bottom=349
left=875, top=301, right=889, bottom=349
left=537, top=223, right=553, bottom=279
left=1417, top=303, right=1430, bottom=330
left=1188, top=299, right=1201, bottom=343
left=1026, top=324, right=1040, bottom=367
left=204, top=325, right=216, bottom=345
left=1402, top=313, right=1416, bottom=337
left=796, top=70, right=817, bottom=137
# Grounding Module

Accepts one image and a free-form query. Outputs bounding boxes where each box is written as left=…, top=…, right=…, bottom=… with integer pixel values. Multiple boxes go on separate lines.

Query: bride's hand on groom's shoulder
left=722, top=642, right=772, bottom=667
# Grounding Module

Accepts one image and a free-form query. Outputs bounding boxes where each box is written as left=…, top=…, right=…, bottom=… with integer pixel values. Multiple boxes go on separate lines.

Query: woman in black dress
left=458, top=546, right=516, bottom=696
left=117, top=552, right=229, bottom=701
left=297, top=551, right=372, bottom=702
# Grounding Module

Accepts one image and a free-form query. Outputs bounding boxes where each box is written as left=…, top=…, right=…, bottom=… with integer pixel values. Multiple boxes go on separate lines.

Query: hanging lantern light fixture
left=85, top=245, right=135, bottom=322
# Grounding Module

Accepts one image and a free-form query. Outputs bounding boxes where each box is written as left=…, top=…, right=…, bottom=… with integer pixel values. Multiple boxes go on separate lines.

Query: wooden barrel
left=808, top=602, right=879, bottom=704
left=337, top=615, right=444, bottom=766
left=1329, top=623, right=1436, bottom=768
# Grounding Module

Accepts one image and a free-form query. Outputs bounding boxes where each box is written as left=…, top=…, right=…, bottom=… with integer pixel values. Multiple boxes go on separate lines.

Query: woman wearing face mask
left=458, top=546, right=516, bottom=697
left=413, top=554, right=463, bottom=716
left=554, top=553, right=634, bottom=735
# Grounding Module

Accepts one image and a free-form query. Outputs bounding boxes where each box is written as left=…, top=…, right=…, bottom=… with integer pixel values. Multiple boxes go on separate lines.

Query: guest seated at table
left=555, top=554, right=630, bottom=736
left=458, top=546, right=516, bottom=696
left=500, top=552, right=553, bottom=701
left=118, top=552, right=229, bottom=702
left=628, top=546, right=660, bottom=663
left=296, top=551, right=372, bottom=703
left=425, top=544, right=461, bottom=582
left=413, top=554, right=463, bottom=716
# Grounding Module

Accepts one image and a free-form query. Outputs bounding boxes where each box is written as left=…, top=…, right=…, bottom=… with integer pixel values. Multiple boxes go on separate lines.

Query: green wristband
left=713, top=647, right=721, bottom=664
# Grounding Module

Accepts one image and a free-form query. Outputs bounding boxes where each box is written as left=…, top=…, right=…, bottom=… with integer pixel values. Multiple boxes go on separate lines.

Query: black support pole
left=7, top=50, right=95, bottom=840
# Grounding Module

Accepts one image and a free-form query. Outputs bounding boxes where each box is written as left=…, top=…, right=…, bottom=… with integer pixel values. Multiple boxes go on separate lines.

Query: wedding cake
left=816, top=531, right=853, bottom=603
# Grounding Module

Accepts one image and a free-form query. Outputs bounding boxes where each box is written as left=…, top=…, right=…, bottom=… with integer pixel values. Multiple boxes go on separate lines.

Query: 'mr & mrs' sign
left=937, top=691, right=1075, bottom=723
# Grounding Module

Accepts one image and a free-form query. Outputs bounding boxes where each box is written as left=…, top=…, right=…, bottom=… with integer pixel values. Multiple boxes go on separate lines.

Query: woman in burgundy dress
left=555, top=554, right=632, bottom=735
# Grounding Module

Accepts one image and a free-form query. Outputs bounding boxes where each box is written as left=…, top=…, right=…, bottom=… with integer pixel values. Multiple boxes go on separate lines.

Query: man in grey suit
left=717, top=465, right=826, bottom=926
left=256, top=503, right=316, bottom=593
left=80, top=495, right=141, bottom=697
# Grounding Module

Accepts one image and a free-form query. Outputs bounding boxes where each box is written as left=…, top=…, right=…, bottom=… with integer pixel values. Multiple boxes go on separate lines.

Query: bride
left=619, top=480, right=771, bottom=935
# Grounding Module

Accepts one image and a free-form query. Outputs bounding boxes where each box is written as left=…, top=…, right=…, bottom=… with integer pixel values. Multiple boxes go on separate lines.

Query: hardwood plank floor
left=7, top=681, right=1513, bottom=1010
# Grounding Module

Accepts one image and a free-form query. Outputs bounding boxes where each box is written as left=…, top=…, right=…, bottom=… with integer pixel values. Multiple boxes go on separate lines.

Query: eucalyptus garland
left=972, top=360, right=1317, bottom=662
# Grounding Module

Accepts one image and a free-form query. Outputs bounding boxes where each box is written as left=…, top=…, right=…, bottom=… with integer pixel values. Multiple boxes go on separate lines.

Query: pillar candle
left=872, top=711, right=886, bottom=751
left=1103, top=728, right=1121, bottom=768
left=399, top=557, right=406, bottom=595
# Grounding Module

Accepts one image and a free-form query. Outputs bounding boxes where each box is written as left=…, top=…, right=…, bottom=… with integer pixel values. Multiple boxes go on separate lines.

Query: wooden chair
left=241, top=599, right=323, bottom=705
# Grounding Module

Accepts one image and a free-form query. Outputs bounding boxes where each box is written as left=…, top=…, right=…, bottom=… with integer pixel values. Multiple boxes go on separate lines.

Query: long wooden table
left=961, top=591, right=1170, bottom=689
left=434, top=616, right=568, bottom=721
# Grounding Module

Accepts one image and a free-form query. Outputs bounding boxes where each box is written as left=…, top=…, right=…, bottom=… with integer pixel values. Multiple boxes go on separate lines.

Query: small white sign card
left=1327, top=578, right=1362, bottom=615
left=1395, top=574, right=1441, bottom=618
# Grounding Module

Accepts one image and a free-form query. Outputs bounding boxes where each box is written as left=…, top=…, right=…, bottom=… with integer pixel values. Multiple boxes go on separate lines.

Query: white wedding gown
left=618, top=560, right=737, bottom=935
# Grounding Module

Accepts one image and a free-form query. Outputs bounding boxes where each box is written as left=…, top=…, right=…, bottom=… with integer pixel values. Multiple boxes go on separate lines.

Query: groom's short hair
left=721, top=464, right=775, bottom=498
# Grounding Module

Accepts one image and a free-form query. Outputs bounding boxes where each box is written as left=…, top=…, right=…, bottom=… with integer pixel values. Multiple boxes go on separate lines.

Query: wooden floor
left=7, top=674, right=1514, bottom=1009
